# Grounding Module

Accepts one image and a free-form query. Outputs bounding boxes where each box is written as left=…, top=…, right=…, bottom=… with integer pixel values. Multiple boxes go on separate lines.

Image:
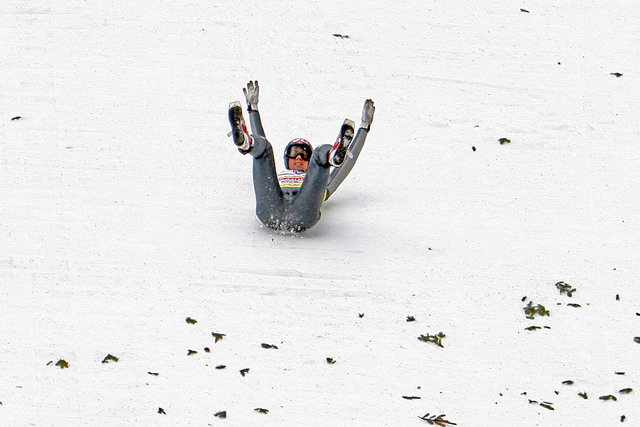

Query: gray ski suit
left=245, top=110, right=368, bottom=232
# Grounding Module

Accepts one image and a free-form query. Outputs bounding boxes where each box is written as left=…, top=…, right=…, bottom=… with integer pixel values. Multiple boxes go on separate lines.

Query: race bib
left=278, top=170, right=306, bottom=188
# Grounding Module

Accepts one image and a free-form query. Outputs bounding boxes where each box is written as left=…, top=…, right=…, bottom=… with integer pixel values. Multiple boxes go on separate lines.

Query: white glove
left=243, top=80, right=259, bottom=112
left=360, top=99, right=375, bottom=131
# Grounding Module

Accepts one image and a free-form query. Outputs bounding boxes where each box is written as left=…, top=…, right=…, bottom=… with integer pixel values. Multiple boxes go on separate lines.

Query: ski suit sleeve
left=324, top=127, right=369, bottom=200
left=248, top=110, right=266, bottom=138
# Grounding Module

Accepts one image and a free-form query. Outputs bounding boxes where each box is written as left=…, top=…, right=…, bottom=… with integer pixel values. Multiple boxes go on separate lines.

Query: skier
left=228, top=80, right=374, bottom=232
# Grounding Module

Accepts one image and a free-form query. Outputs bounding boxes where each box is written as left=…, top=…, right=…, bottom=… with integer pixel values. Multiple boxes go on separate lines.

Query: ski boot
left=228, top=101, right=252, bottom=152
left=328, top=119, right=355, bottom=167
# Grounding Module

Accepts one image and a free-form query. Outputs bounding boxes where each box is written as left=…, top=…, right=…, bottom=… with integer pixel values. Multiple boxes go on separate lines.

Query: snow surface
left=1, top=0, right=640, bottom=425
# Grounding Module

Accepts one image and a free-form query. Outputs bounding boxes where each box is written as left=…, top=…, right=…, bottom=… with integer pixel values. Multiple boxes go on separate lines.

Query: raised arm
left=243, top=80, right=266, bottom=138
left=325, top=99, right=375, bottom=200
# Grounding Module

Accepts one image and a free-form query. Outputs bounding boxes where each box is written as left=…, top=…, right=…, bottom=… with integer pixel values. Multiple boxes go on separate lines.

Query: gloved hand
left=360, top=99, right=375, bottom=131
left=243, top=80, right=259, bottom=112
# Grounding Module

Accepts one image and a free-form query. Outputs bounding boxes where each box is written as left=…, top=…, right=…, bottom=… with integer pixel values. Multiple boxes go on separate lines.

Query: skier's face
left=289, top=154, right=308, bottom=171
left=286, top=143, right=312, bottom=171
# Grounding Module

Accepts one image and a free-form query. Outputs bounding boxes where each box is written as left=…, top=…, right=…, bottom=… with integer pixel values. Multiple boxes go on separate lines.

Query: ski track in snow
left=1, top=0, right=640, bottom=425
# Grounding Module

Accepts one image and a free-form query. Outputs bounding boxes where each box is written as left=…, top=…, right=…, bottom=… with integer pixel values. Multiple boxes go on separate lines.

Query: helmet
left=283, top=138, right=313, bottom=170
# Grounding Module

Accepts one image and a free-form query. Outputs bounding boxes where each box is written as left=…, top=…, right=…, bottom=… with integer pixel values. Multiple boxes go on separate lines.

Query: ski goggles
left=286, top=145, right=312, bottom=161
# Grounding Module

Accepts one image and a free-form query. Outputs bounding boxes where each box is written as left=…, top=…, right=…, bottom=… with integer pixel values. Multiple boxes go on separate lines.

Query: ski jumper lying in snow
left=228, top=80, right=375, bottom=232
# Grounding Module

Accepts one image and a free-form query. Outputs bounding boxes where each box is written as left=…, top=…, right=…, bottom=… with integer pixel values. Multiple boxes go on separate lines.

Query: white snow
left=1, top=0, right=640, bottom=425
